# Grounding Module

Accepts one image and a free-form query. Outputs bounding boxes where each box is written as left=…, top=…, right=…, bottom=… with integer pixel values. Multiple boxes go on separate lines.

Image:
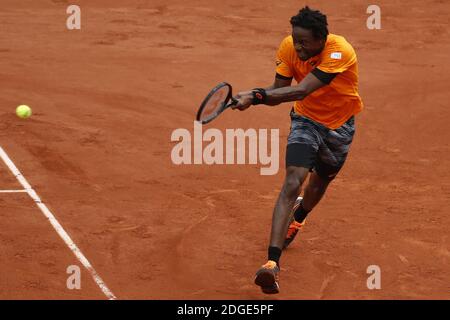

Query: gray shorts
left=286, top=109, right=356, bottom=179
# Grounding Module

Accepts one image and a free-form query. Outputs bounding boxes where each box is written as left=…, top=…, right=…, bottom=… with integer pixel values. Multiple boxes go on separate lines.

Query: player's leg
left=284, top=115, right=356, bottom=248
left=299, top=170, right=332, bottom=213
left=269, top=166, right=310, bottom=249
left=283, top=170, right=332, bottom=248
left=254, top=166, right=309, bottom=294
left=255, top=110, right=320, bottom=294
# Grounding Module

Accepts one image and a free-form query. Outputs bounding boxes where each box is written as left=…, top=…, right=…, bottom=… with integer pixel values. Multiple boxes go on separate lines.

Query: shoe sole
left=255, top=270, right=279, bottom=294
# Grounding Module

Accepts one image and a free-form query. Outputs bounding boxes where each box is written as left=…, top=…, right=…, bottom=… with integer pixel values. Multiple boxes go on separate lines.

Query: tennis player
left=232, top=6, right=363, bottom=294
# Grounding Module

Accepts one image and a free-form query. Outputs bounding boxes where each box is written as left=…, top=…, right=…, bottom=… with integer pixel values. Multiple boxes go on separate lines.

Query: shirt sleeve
left=311, top=68, right=338, bottom=84
left=275, top=37, right=294, bottom=79
left=316, top=41, right=356, bottom=74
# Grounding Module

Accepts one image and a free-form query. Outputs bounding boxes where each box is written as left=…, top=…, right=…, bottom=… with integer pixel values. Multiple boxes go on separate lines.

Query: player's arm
left=235, top=73, right=292, bottom=98
left=233, top=69, right=336, bottom=110
left=232, top=73, right=292, bottom=110
left=264, top=69, right=335, bottom=106
left=266, top=73, right=293, bottom=90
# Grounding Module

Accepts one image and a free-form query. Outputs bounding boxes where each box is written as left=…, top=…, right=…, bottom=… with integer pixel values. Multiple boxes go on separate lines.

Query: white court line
left=0, top=190, right=27, bottom=193
left=0, top=146, right=117, bottom=300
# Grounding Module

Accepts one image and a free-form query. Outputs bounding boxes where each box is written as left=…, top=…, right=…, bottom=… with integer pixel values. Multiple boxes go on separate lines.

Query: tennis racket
left=196, top=82, right=238, bottom=125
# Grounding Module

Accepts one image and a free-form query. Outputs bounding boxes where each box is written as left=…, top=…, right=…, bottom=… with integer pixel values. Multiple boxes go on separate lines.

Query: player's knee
left=282, top=174, right=302, bottom=199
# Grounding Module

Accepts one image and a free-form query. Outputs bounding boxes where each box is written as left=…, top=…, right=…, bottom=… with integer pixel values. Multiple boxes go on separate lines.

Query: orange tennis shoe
left=284, top=197, right=306, bottom=249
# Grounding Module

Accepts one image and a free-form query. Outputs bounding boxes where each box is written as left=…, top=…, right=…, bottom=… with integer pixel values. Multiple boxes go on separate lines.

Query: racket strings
left=198, top=85, right=230, bottom=122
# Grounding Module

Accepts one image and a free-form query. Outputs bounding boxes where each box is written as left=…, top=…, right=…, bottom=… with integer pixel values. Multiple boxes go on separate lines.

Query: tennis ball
left=16, top=105, right=32, bottom=119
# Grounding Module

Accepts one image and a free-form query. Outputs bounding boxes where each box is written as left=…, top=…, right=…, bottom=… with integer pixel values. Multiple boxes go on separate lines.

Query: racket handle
left=229, top=97, right=238, bottom=105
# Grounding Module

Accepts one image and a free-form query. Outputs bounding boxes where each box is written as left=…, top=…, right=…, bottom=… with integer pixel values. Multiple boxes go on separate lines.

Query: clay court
left=0, top=0, right=449, bottom=299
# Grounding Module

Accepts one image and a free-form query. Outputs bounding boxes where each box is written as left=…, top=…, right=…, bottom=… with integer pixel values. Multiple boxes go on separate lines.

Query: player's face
left=292, top=27, right=326, bottom=61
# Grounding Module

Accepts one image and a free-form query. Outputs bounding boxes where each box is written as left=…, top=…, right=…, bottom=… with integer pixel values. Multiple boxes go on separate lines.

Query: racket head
left=196, top=82, right=236, bottom=124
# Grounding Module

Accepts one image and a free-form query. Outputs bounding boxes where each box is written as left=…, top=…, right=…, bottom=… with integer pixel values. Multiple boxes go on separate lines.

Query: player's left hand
left=231, top=91, right=253, bottom=111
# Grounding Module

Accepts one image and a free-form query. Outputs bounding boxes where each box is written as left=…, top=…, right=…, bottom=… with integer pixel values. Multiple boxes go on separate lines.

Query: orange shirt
left=276, top=34, right=363, bottom=129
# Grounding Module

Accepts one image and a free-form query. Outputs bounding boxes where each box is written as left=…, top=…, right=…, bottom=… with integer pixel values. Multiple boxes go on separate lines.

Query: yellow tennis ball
left=16, top=105, right=32, bottom=119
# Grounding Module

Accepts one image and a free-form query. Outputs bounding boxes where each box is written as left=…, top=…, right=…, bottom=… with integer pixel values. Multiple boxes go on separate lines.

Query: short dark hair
left=290, top=6, right=329, bottom=40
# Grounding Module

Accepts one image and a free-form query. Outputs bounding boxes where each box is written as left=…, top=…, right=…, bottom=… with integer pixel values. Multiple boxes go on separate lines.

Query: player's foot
left=254, top=260, right=280, bottom=294
left=283, top=197, right=305, bottom=249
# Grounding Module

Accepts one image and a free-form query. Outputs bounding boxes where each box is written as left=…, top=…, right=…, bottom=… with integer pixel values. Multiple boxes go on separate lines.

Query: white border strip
left=0, top=190, right=27, bottom=193
left=0, top=146, right=116, bottom=300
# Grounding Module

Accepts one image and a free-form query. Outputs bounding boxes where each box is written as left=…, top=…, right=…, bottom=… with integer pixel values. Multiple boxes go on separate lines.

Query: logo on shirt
left=330, top=52, right=342, bottom=59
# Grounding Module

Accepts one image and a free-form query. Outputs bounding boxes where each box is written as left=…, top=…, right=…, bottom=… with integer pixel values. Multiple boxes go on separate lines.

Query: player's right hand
left=232, top=91, right=253, bottom=111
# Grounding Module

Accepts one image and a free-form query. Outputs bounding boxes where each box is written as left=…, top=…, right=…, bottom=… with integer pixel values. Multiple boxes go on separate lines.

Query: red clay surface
left=1, top=0, right=449, bottom=299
